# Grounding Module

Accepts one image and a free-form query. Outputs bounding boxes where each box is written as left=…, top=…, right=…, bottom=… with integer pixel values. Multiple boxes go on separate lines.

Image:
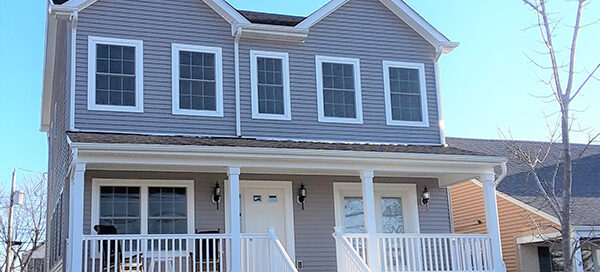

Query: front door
left=240, top=181, right=294, bottom=257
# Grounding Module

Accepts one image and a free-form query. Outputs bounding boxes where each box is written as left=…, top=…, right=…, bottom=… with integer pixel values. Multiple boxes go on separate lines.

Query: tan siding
left=450, top=181, right=559, bottom=272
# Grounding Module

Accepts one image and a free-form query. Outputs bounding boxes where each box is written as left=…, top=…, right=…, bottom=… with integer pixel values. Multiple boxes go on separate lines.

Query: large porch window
left=92, top=179, right=195, bottom=235
left=334, top=183, right=419, bottom=233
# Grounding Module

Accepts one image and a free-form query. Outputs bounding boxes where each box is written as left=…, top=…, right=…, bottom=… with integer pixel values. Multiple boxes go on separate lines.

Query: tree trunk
left=561, top=98, right=574, bottom=272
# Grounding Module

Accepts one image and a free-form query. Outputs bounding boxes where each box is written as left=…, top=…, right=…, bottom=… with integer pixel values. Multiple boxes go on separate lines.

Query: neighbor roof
left=447, top=137, right=600, bottom=226
left=67, top=132, right=489, bottom=156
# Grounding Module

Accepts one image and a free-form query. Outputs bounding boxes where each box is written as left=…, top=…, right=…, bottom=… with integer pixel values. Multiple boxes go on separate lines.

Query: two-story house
left=42, top=0, right=509, bottom=271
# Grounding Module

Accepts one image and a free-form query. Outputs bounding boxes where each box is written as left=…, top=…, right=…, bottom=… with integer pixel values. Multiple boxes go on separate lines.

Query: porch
left=66, top=132, right=508, bottom=272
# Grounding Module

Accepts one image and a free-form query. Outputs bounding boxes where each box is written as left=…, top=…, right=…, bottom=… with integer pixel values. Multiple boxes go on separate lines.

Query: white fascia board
left=237, top=24, right=309, bottom=43
left=41, top=5, right=57, bottom=132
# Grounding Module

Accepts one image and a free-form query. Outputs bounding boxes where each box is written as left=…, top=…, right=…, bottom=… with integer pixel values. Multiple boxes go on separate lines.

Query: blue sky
left=0, top=0, right=598, bottom=186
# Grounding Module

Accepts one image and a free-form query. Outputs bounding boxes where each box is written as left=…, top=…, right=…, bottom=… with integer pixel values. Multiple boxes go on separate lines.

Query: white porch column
left=67, top=162, right=85, bottom=272
left=481, top=173, right=506, bottom=272
left=361, top=170, right=380, bottom=272
left=228, top=167, right=242, bottom=272
left=575, top=234, right=585, bottom=272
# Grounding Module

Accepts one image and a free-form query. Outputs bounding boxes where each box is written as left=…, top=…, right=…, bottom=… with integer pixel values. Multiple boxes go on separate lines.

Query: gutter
left=234, top=27, right=242, bottom=137
left=494, top=162, right=508, bottom=186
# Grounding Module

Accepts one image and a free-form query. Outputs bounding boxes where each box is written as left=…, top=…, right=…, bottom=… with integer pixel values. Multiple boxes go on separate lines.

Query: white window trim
left=333, top=182, right=420, bottom=234
left=315, top=55, right=363, bottom=124
left=90, top=179, right=195, bottom=235
left=250, top=50, right=292, bottom=121
left=382, top=61, right=429, bottom=127
left=171, top=43, right=224, bottom=117
left=87, top=36, right=144, bottom=113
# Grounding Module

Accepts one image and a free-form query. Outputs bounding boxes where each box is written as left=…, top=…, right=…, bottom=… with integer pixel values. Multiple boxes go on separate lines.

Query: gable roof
left=49, top=0, right=457, bottom=52
left=237, top=10, right=306, bottom=27
left=447, top=137, right=600, bottom=226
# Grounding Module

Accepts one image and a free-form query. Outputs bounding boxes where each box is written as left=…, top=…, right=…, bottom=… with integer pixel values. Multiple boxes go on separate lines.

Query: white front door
left=240, top=181, right=295, bottom=258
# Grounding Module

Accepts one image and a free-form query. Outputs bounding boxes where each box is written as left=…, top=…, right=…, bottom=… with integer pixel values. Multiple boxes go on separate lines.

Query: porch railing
left=344, top=233, right=495, bottom=272
left=333, top=228, right=374, bottom=272
left=82, top=231, right=296, bottom=272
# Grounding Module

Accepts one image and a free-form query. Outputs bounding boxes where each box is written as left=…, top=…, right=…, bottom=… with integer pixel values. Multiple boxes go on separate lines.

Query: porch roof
left=67, top=132, right=486, bottom=156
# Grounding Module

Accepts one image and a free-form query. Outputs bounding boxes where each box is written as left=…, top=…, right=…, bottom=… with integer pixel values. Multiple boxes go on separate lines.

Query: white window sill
left=172, top=108, right=223, bottom=117
left=318, top=116, right=363, bottom=124
left=386, top=120, right=430, bottom=127
left=252, top=113, right=292, bottom=121
left=88, top=104, right=144, bottom=113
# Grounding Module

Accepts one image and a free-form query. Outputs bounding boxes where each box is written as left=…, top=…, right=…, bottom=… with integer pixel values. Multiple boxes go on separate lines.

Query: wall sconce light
left=297, top=183, right=307, bottom=210
left=212, top=182, right=222, bottom=210
left=421, top=186, right=431, bottom=211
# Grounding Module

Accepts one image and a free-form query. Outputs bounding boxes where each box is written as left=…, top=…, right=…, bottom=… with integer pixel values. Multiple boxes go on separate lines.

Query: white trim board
left=333, top=182, right=420, bottom=233
left=315, top=55, right=363, bottom=124
left=87, top=36, right=144, bottom=113
left=171, top=43, right=224, bottom=117
left=250, top=50, right=292, bottom=121
left=382, top=60, right=429, bottom=127
left=224, top=180, right=296, bottom=260
left=90, top=179, right=195, bottom=235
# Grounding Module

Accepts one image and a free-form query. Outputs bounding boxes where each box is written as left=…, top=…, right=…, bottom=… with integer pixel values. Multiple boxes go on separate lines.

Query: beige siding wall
left=83, top=171, right=450, bottom=272
left=450, top=181, right=559, bottom=272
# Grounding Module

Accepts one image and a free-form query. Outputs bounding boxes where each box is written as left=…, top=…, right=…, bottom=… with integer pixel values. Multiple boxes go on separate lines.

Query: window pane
left=381, top=197, right=404, bottom=233
left=322, top=62, right=356, bottom=118
left=95, top=44, right=137, bottom=107
left=148, top=187, right=187, bottom=234
left=344, top=197, right=365, bottom=233
left=256, top=57, right=285, bottom=115
left=99, top=186, right=140, bottom=235
left=389, top=67, right=423, bottom=122
left=179, top=51, right=217, bottom=111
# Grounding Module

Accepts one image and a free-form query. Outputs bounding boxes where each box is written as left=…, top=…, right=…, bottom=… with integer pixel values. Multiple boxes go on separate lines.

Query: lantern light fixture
left=212, top=182, right=222, bottom=210
left=297, top=183, right=307, bottom=210
left=421, top=186, right=431, bottom=211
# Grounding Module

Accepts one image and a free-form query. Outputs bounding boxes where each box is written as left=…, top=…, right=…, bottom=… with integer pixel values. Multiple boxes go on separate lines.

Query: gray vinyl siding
left=73, top=0, right=442, bottom=145
left=46, top=19, right=72, bottom=272
left=74, top=0, right=237, bottom=136
left=82, top=171, right=451, bottom=272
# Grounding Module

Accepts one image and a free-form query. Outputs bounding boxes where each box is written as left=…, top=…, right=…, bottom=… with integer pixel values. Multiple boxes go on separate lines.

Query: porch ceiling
left=68, top=132, right=506, bottom=187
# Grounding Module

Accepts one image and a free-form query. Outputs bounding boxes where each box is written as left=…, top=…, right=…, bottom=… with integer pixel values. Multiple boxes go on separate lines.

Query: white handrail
left=333, top=228, right=374, bottom=272
left=343, top=232, right=495, bottom=272
left=268, top=227, right=299, bottom=272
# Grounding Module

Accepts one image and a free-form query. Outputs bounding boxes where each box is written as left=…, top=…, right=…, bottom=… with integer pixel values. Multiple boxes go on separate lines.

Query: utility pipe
left=234, top=27, right=242, bottom=137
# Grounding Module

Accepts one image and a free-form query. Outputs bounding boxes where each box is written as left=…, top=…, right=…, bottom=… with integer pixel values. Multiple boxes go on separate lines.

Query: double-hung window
left=250, top=50, right=291, bottom=120
left=383, top=61, right=429, bottom=127
left=88, top=36, right=144, bottom=112
left=316, top=56, right=363, bottom=124
left=93, top=180, right=194, bottom=236
left=172, top=44, right=223, bottom=117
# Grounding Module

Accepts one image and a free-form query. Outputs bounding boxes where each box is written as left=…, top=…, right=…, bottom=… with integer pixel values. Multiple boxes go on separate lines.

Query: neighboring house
left=42, top=0, right=511, bottom=272
left=447, top=138, right=600, bottom=272
left=23, top=243, right=46, bottom=272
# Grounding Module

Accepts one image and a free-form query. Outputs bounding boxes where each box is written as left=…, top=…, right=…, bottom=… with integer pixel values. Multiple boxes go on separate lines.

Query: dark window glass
left=389, top=67, right=423, bottom=122
left=99, top=186, right=140, bottom=234
left=257, top=57, right=285, bottom=115
left=179, top=51, right=216, bottom=111
left=322, top=62, right=356, bottom=118
left=148, top=187, right=187, bottom=234
left=95, top=44, right=136, bottom=107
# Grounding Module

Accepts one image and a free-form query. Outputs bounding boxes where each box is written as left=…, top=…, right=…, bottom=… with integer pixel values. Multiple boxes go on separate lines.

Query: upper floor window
left=87, top=36, right=144, bottom=112
left=172, top=44, right=223, bottom=117
left=250, top=50, right=291, bottom=120
left=383, top=61, right=429, bottom=127
left=315, top=56, right=363, bottom=124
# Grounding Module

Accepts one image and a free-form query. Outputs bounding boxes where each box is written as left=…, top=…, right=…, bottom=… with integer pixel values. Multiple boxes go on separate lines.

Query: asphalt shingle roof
left=67, top=132, right=490, bottom=156
left=447, top=137, right=600, bottom=226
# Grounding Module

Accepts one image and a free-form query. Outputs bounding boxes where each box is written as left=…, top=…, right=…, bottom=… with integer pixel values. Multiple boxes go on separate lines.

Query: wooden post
left=361, top=170, right=379, bottom=272
left=228, top=167, right=242, bottom=272
left=481, top=173, right=506, bottom=272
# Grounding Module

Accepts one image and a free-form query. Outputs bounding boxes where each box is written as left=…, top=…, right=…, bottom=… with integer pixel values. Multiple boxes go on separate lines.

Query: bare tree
left=503, top=0, right=600, bottom=271
left=0, top=172, right=47, bottom=271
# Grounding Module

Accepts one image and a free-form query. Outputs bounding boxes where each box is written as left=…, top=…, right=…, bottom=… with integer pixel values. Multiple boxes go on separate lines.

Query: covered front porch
left=66, top=132, right=508, bottom=272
